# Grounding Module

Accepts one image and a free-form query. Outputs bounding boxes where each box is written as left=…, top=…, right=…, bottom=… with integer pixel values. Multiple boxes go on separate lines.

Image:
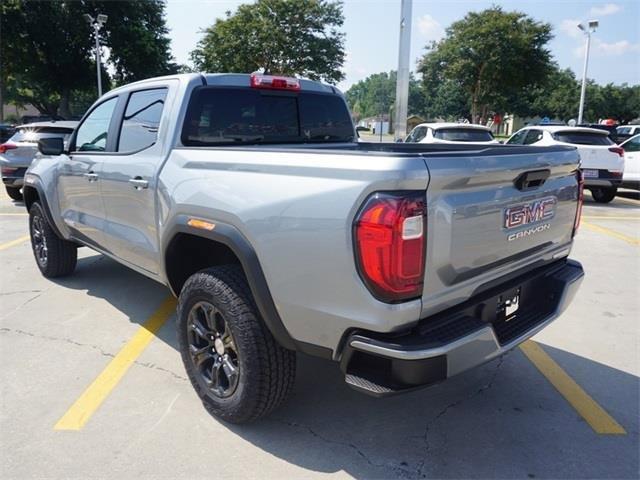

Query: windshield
left=553, top=131, right=613, bottom=145
left=10, top=127, right=74, bottom=144
left=433, top=128, right=494, bottom=142
left=182, top=87, right=355, bottom=146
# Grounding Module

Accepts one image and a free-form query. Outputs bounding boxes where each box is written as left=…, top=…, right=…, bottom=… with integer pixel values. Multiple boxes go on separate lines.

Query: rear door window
left=553, top=131, right=613, bottom=145
left=523, top=129, right=543, bottom=145
left=623, top=136, right=640, bottom=152
left=433, top=128, right=494, bottom=142
left=406, top=126, right=427, bottom=143
left=118, top=88, right=167, bottom=153
left=507, top=130, right=527, bottom=145
left=182, top=88, right=354, bottom=145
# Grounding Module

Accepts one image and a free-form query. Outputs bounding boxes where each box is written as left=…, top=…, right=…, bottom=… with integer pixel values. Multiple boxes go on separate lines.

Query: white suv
left=507, top=126, right=624, bottom=203
left=405, top=123, right=498, bottom=145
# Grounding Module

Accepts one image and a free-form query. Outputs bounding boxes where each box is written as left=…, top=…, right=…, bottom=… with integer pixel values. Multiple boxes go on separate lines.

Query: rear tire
left=5, top=186, right=22, bottom=201
left=29, top=202, right=77, bottom=277
left=178, top=265, right=296, bottom=423
left=590, top=187, right=617, bottom=203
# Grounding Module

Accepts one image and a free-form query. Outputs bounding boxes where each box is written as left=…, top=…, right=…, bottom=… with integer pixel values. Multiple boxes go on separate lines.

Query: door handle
left=83, top=172, right=99, bottom=182
left=129, top=177, right=149, bottom=190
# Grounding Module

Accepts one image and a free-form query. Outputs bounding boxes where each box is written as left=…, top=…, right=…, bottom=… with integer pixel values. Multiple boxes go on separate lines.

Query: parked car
left=616, top=125, right=640, bottom=144
left=405, top=122, right=498, bottom=144
left=620, top=134, right=640, bottom=190
left=25, top=73, right=584, bottom=423
left=0, top=123, right=15, bottom=143
left=507, top=125, right=624, bottom=203
left=0, top=121, right=77, bottom=200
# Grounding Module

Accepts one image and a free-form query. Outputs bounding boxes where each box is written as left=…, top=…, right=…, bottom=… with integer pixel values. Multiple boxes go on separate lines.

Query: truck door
left=98, top=87, right=169, bottom=274
left=57, top=96, right=119, bottom=248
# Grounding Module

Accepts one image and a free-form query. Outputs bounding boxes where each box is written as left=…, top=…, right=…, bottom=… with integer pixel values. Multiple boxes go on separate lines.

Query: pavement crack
left=416, top=354, right=506, bottom=478
left=0, top=289, right=43, bottom=296
left=0, top=327, right=187, bottom=381
left=271, top=418, right=415, bottom=477
left=0, top=289, right=48, bottom=320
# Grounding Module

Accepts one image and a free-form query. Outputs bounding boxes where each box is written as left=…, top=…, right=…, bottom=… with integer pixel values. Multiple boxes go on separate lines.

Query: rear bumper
left=582, top=169, right=623, bottom=188
left=340, top=259, right=584, bottom=396
left=1, top=167, right=27, bottom=187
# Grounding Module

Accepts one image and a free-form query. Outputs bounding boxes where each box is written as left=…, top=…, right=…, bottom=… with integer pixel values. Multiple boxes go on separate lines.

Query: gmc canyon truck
left=24, top=73, right=584, bottom=423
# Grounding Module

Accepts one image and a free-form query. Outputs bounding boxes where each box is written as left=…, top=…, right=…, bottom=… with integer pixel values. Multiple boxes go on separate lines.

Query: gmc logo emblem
left=504, top=197, right=556, bottom=230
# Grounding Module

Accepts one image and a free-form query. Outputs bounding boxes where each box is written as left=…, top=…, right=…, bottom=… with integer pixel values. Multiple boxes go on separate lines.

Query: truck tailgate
left=420, top=146, right=580, bottom=316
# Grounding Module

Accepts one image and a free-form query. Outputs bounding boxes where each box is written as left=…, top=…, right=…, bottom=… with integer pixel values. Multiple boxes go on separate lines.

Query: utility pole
left=393, top=0, right=412, bottom=142
left=84, top=13, right=108, bottom=98
left=577, top=20, right=598, bottom=125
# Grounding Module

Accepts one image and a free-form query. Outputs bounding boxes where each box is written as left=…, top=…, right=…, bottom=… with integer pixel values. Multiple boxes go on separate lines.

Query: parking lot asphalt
left=1, top=188, right=638, bottom=479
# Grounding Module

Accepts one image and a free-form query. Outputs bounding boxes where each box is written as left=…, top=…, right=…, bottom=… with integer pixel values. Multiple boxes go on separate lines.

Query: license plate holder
left=582, top=169, right=599, bottom=178
left=496, top=287, right=521, bottom=322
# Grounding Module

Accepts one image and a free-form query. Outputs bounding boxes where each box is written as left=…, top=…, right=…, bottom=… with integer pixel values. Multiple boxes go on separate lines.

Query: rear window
left=10, top=127, right=74, bottom=144
left=182, top=87, right=354, bottom=146
left=553, top=131, right=613, bottom=145
left=433, top=128, right=494, bottom=142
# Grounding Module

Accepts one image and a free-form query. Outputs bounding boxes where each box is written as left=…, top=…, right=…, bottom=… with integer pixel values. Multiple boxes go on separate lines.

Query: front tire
left=590, top=186, right=617, bottom=203
left=178, top=265, right=296, bottom=423
left=5, top=186, right=22, bottom=201
left=29, top=202, right=77, bottom=277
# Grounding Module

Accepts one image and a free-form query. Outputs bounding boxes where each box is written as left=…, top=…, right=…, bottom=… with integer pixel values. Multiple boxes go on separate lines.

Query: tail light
left=354, top=192, right=426, bottom=302
left=250, top=73, right=300, bottom=91
left=572, top=170, right=584, bottom=237
left=0, top=143, right=17, bottom=154
left=608, top=146, right=624, bottom=157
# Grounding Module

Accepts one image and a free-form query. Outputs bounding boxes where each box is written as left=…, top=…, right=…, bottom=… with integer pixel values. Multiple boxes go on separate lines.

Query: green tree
left=0, top=0, right=177, bottom=119
left=191, top=0, right=345, bottom=84
left=345, top=71, right=426, bottom=119
left=526, top=67, right=580, bottom=120
left=418, top=7, right=554, bottom=123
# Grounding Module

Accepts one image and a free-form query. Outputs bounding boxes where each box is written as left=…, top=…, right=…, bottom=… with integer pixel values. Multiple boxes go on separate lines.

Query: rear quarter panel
left=158, top=148, right=430, bottom=353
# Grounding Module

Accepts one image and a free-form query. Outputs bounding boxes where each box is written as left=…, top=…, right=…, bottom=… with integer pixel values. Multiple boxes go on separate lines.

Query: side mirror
left=38, top=137, right=65, bottom=155
left=396, top=138, right=404, bottom=143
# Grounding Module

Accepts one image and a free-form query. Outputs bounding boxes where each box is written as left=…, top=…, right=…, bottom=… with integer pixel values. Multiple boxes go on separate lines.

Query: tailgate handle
left=514, top=169, right=550, bottom=191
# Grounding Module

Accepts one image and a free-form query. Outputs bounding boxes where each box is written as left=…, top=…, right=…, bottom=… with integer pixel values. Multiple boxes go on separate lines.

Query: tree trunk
left=58, top=88, right=71, bottom=119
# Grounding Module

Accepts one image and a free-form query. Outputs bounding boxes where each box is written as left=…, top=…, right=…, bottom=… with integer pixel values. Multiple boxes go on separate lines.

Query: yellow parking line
left=54, top=296, right=177, bottom=431
left=0, top=235, right=30, bottom=251
left=582, top=221, right=640, bottom=246
left=582, top=216, right=640, bottom=220
left=520, top=340, right=626, bottom=435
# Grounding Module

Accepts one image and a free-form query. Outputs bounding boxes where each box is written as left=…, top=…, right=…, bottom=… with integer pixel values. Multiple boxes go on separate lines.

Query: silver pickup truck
left=24, top=73, right=584, bottom=423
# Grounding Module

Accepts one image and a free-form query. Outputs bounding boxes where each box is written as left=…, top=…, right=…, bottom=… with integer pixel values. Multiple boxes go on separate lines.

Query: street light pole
left=393, top=0, right=412, bottom=142
left=84, top=13, right=108, bottom=98
left=577, top=20, right=598, bottom=125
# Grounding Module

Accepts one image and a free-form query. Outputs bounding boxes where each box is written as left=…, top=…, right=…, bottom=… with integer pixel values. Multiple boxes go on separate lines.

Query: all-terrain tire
left=29, top=202, right=77, bottom=277
left=177, top=265, right=296, bottom=423
left=590, top=186, right=617, bottom=203
left=6, top=186, right=22, bottom=201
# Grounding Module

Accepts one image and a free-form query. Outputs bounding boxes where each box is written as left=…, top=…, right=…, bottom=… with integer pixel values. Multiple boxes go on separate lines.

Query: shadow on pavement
left=51, top=253, right=639, bottom=479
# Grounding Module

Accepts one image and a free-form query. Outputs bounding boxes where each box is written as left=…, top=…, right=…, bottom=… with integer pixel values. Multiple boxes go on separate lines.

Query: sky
left=165, top=0, right=640, bottom=91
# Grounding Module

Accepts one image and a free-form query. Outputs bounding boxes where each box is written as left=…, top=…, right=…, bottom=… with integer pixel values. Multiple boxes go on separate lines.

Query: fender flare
left=163, top=215, right=298, bottom=351
left=22, top=177, right=64, bottom=238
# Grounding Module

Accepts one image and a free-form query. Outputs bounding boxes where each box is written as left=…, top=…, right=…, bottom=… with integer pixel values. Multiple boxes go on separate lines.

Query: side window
left=523, top=129, right=543, bottom=145
left=506, top=130, right=527, bottom=144
left=405, top=127, right=417, bottom=142
left=75, top=97, right=118, bottom=152
left=414, top=127, right=427, bottom=142
left=624, top=136, right=640, bottom=152
left=118, top=88, right=167, bottom=152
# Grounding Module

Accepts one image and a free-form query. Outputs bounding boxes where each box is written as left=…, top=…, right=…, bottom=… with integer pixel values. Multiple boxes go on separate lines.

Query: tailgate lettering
left=504, top=197, right=556, bottom=230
